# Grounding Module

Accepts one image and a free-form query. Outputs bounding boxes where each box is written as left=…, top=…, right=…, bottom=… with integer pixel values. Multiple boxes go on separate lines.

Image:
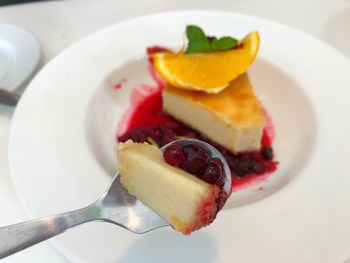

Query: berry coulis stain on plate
left=116, top=46, right=278, bottom=192
left=114, top=78, right=127, bottom=90
left=116, top=84, right=166, bottom=137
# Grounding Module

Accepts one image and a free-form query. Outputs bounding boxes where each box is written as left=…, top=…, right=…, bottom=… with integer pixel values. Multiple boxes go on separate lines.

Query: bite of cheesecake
left=117, top=140, right=230, bottom=235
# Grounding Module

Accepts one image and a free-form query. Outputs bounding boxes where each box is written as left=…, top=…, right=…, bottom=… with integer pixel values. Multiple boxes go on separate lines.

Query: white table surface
left=1, top=0, right=350, bottom=262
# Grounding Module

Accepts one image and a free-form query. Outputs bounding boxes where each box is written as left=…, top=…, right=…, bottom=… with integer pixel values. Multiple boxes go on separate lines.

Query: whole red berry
left=180, top=143, right=211, bottom=175
left=262, top=147, right=273, bottom=160
left=163, top=144, right=185, bottom=166
left=200, top=158, right=225, bottom=188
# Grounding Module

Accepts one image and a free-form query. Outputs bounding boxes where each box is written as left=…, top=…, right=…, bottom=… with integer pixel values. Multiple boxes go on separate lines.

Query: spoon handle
left=0, top=205, right=99, bottom=259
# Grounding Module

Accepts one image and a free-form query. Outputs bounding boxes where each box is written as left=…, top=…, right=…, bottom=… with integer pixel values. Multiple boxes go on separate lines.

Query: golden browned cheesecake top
left=164, top=73, right=265, bottom=128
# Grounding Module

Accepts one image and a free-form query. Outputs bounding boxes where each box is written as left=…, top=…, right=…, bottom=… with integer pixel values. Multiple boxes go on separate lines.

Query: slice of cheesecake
left=162, top=73, right=265, bottom=153
left=117, top=140, right=220, bottom=235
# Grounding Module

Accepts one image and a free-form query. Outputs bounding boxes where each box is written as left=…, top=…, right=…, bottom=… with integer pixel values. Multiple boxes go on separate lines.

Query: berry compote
left=117, top=46, right=278, bottom=192
left=163, top=140, right=231, bottom=211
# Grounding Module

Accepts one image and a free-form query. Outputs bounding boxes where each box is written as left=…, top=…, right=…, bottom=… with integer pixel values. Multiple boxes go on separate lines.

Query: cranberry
left=119, top=127, right=149, bottom=143
left=225, top=155, right=239, bottom=170
left=200, top=158, right=225, bottom=188
left=262, top=147, right=273, bottom=160
left=152, top=126, right=175, bottom=146
left=254, top=162, right=266, bottom=174
left=180, top=143, right=211, bottom=175
left=163, top=144, right=185, bottom=166
left=163, top=121, right=185, bottom=134
left=235, top=156, right=255, bottom=177
left=216, top=191, right=230, bottom=211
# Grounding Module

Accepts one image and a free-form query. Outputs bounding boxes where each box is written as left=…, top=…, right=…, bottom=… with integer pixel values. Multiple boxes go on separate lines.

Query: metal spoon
left=0, top=139, right=231, bottom=259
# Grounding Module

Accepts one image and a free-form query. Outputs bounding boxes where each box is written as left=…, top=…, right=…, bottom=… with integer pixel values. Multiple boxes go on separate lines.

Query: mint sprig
left=185, top=25, right=238, bottom=54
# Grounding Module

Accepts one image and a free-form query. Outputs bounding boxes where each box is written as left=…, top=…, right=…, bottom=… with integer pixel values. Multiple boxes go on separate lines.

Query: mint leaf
left=186, top=40, right=211, bottom=54
left=211, top=37, right=238, bottom=51
left=186, top=25, right=207, bottom=41
left=185, top=25, right=238, bottom=54
left=185, top=25, right=210, bottom=54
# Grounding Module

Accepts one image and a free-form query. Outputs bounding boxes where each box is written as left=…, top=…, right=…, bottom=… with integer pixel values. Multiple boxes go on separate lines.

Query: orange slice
left=153, top=31, right=260, bottom=94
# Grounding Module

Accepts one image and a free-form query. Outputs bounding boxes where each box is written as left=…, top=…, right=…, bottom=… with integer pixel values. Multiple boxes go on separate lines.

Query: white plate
left=0, top=24, right=41, bottom=91
left=9, top=11, right=350, bottom=262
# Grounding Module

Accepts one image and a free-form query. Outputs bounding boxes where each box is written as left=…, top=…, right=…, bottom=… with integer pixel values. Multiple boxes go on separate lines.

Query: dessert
left=163, top=73, right=265, bottom=153
left=117, top=25, right=278, bottom=191
left=117, top=140, right=230, bottom=235
left=116, top=25, right=278, bottom=234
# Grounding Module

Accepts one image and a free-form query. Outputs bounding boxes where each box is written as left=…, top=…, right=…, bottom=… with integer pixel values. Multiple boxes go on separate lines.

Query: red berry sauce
left=117, top=46, right=278, bottom=192
left=163, top=141, right=231, bottom=211
left=113, top=78, right=127, bottom=90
